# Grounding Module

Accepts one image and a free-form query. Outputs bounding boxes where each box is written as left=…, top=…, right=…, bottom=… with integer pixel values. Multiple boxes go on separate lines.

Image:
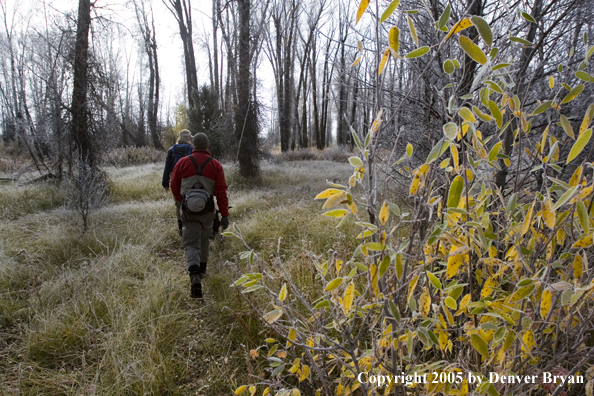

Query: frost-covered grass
left=0, top=159, right=357, bottom=394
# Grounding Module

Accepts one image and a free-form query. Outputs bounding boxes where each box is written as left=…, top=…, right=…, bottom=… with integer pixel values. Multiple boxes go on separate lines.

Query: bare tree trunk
left=235, top=0, right=259, bottom=178
left=71, top=0, right=93, bottom=167
left=164, top=0, right=198, bottom=108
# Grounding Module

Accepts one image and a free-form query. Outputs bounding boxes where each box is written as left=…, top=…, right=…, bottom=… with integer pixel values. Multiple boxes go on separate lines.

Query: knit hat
left=193, top=133, right=209, bottom=150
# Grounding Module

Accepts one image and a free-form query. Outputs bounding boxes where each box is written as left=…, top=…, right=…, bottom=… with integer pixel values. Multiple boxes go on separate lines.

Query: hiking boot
left=190, top=272, right=202, bottom=298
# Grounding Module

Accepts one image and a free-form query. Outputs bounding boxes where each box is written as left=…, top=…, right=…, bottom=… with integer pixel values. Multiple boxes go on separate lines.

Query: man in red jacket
left=171, top=132, right=229, bottom=298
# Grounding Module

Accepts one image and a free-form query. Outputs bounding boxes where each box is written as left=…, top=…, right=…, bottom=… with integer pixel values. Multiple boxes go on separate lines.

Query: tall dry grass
left=0, top=159, right=356, bottom=395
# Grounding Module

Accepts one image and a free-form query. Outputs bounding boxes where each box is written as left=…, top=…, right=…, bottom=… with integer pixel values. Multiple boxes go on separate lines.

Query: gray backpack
left=182, top=156, right=215, bottom=216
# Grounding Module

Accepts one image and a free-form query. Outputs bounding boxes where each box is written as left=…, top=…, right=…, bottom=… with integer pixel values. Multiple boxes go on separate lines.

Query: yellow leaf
left=451, top=144, right=460, bottom=173
left=549, top=76, right=554, bottom=89
left=343, top=282, right=355, bottom=314
left=470, top=334, right=489, bottom=359
left=389, top=27, right=400, bottom=55
left=378, top=47, right=390, bottom=76
left=279, top=283, right=288, bottom=302
left=574, top=253, right=584, bottom=279
left=235, top=385, right=247, bottom=395
left=323, top=192, right=347, bottom=209
left=292, top=389, right=301, bottom=396
left=458, top=107, right=477, bottom=123
left=560, top=115, right=575, bottom=139
left=580, top=104, right=594, bottom=136
left=410, top=174, right=420, bottom=195
left=446, top=244, right=465, bottom=278
left=325, top=277, right=343, bottom=292
left=481, top=275, right=496, bottom=299
left=347, top=200, right=357, bottom=215
left=438, top=331, right=448, bottom=350
left=521, top=200, right=535, bottom=236
left=419, top=290, right=431, bottom=317
left=299, top=365, right=310, bottom=382
left=407, top=16, right=418, bottom=47
left=351, top=56, right=362, bottom=67
left=249, top=386, right=256, bottom=396
left=263, top=309, right=283, bottom=324
left=466, top=168, right=474, bottom=182
left=458, top=36, right=487, bottom=65
left=542, top=196, right=556, bottom=229
left=569, top=166, right=584, bottom=187
left=540, top=289, right=552, bottom=320
left=445, top=18, right=472, bottom=40
left=315, top=188, right=344, bottom=199
left=263, top=388, right=270, bottom=396
left=288, top=328, right=297, bottom=342
left=522, top=330, right=535, bottom=353
left=573, top=235, right=593, bottom=248
left=379, top=201, right=390, bottom=225
left=356, top=0, right=370, bottom=24
left=567, top=128, right=592, bottom=164
left=408, top=275, right=419, bottom=302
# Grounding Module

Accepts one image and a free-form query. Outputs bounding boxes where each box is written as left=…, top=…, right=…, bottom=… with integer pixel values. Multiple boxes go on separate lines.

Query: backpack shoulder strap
left=188, top=155, right=202, bottom=175
left=199, top=157, right=213, bottom=172
left=188, top=156, right=213, bottom=176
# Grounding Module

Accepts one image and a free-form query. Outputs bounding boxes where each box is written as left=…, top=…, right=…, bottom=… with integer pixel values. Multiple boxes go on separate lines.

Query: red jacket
left=170, top=149, right=229, bottom=217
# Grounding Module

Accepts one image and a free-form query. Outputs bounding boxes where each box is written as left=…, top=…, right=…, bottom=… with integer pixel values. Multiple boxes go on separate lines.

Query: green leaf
left=323, top=209, right=348, bottom=218
left=443, top=59, right=455, bottom=74
left=509, top=36, right=533, bottom=45
left=364, top=242, right=386, bottom=251
left=577, top=200, right=589, bottom=233
left=553, top=186, right=578, bottom=210
left=473, top=105, right=493, bottom=122
left=459, top=36, right=487, bottom=65
left=532, top=100, right=552, bottom=116
left=380, top=0, right=401, bottom=23
left=350, top=126, right=362, bottom=150
left=388, top=299, right=401, bottom=322
left=489, top=100, right=503, bottom=128
left=404, top=46, right=429, bottom=58
left=492, top=62, right=511, bottom=70
left=427, top=271, right=442, bottom=290
left=484, top=80, right=503, bottom=94
left=560, top=115, right=575, bottom=139
left=438, top=4, right=451, bottom=30
left=325, top=277, right=343, bottom=292
left=443, top=122, right=457, bottom=140
left=566, top=129, right=592, bottom=164
left=470, top=334, right=489, bottom=359
left=470, top=16, right=493, bottom=47
left=348, top=156, right=363, bottom=167
left=448, top=175, right=464, bottom=208
left=575, top=71, right=594, bottom=83
left=314, top=300, right=330, bottom=309
left=426, top=138, right=449, bottom=163
left=521, top=12, right=536, bottom=23
left=561, top=84, right=585, bottom=104
left=406, top=143, right=413, bottom=157
left=379, top=256, right=390, bottom=279
left=488, top=142, right=502, bottom=162
left=445, top=296, right=457, bottom=310
left=586, top=45, right=594, bottom=61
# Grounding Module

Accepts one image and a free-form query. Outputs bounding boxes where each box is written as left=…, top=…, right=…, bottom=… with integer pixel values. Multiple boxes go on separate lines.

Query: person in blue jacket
left=163, top=129, right=193, bottom=235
